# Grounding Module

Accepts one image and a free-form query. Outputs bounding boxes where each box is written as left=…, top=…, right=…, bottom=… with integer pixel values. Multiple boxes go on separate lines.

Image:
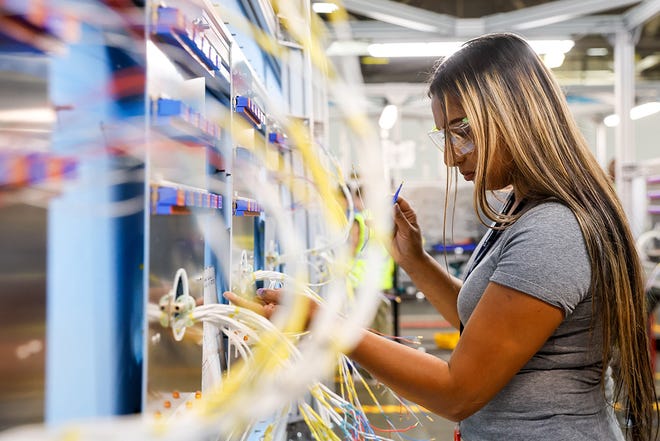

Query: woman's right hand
left=391, top=196, right=426, bottom=270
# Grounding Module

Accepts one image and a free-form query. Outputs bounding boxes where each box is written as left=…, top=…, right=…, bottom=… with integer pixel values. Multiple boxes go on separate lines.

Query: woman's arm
left=224, top=280, right=564, bottom=421
left=348, top=281, right=564, bottom=421
left=392, top=197, right=463, bottom=328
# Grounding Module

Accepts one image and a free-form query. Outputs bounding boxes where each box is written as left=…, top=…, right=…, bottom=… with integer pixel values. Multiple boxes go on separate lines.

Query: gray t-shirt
left=457, top=201, right=624, bottom=441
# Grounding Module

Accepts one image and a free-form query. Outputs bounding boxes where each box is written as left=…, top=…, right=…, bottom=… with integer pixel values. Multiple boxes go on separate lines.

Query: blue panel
left=0, top=37, right=47, bottom=54
left=46, top=21, right=145, bottom=423
left=155, top=204, right=175, bottom=215
left=155, top=98, right=183, bottom=117
left=158, top=187, right=179, bottom=205
left=254, top=216, right=265, bottom=273
left=153, top=7, right=220, bottom=72
left=112, top=162, right=145, bottom=414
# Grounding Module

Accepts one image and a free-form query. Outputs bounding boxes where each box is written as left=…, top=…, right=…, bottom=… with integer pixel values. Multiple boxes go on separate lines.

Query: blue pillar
left=46, top=21, right=145, bottom=423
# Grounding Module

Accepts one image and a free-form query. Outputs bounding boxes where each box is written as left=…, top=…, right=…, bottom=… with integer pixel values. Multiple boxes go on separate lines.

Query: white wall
left=603, top=112, right=660, bottom=163
left=330, top=106, right=660, bottom=182
left=328, top=101, right=660, bottom=242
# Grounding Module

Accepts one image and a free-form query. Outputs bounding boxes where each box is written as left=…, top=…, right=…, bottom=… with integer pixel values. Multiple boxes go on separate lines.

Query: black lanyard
left=459, top=193, right=519, bottom=333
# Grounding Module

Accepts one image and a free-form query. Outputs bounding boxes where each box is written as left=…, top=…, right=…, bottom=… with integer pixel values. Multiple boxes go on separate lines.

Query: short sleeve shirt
left=457, top=201, right=624, bottom=441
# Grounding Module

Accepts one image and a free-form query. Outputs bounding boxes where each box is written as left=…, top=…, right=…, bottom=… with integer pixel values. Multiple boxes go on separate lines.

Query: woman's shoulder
left=521, top=198, right=575, bottom=219
left=513, top=199, right=581, bottom=234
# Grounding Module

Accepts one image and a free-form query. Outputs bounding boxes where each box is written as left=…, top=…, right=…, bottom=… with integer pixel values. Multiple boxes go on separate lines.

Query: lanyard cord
left=459, top=193, right=521, bottom=334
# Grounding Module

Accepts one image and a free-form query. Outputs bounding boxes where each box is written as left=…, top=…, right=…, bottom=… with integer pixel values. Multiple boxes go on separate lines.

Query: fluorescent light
left=603, top=114, right=619, bottom=127
left=366, top=39, right=573, bottom=58
left=527, top=40, right=574, bottom=55
left=378, top=104, right=398, bottom=130
left=0, top=107, right=56, bottom=124
left=586, top=47, right=608, bottom=57
left=326, top=40, right=370, bottom=56
left=543, top=51, right=565, bottom=68
left=368, top=42, right=463, bottom=58
left=630, top=102, right=660, bottom=119
left=312, top=2, right=338, bottom=13
left=603, top=101, right=660, bottom=127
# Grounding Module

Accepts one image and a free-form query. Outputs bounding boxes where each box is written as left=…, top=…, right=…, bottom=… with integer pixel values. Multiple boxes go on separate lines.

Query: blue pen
left=392, top=181, right=404, bottom=204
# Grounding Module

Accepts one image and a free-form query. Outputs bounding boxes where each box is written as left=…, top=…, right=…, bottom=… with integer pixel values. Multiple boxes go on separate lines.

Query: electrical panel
left=0, top=1, right=414, bottom=440
left=0, top=0, right=326, bottom=430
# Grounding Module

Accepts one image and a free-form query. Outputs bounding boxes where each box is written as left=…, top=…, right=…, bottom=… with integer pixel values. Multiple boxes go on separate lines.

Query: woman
left=226, top=33, right=657, bottom=440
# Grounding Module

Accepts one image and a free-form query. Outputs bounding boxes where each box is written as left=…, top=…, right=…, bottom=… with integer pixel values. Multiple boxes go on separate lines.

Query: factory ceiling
left=317, top=0, right=660, bottom=116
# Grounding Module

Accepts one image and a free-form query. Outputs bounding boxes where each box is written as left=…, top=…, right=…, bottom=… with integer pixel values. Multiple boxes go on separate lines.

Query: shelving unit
left=151, top=183, right=223, bottom=214
left=0, top=2, right=79, bottom=54
left=142, top=0, right=325, bottom=438
left=0, top=151, right=77, bottom=188
left=0, top=0, right=325, bottom=434
left=150, top=5, right=231, bottom=97
left=648, top=176, right=660, bottom=222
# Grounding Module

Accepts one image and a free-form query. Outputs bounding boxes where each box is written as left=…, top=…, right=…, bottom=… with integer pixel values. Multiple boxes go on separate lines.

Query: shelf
left=233, top=196, right=263, bottom=216
left=648, top=190, right=660, bottom=200
left=234, top=95, right=265, bottom=131
left=150, top=183, right=223, bottom=215
left=268, top=131, right=290, bottom=152
left=151, top=6, right=231, bottom=97
left=150, top=98, right=227, bottom=172
left=151, top=98, right=226, bottom=171
left=152, top=98, right=222, bottom=142
left=648, top=176, right=660, bottom=185
left=0, top=2, right=78, bottom=54
left=0, top=151, right=77, bottom=188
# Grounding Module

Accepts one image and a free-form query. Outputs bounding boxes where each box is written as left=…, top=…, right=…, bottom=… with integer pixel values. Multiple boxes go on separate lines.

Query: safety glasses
left=427, top=117, right=475, bottom=156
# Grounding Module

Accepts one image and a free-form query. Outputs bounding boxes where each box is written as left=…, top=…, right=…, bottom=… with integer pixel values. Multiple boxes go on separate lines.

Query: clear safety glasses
left=427, top=117, right=475, bottom=156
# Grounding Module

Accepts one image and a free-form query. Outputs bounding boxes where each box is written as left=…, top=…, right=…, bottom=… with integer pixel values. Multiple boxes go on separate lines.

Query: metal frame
left=482, top=0, right=640, bottom=31
left=624, top=0, right=660, bottom=30
left=337, top=0, right=642, bottom=38
left=331, top=16, right=625, bottom=42
left=613, top=29, right=637, bottom=222
left=326, top=0, right=660, bottom=43
left=342, top=0, right=454, bottom=33
left=326, top=0, right=660, bottom=232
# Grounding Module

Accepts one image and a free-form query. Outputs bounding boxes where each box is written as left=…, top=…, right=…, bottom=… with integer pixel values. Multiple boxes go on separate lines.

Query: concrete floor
left=354, top=297, right=457, bottom=440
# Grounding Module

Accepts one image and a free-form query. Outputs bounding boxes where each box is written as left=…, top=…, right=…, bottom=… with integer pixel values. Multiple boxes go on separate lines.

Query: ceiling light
left=527, top=40, right=574, bottom=55
left=0, top=107, right=56, bottom=124
left=543, top=51, right=565, bottom=69
left=603, top=101, right=660, bottom=127
left=378, top=104, right=398, bottom=130
left=630, top=102, right=660, bottom=119
left=586, top=47, right=608, bottom=57
left=326, top=40, right=370, bottom=56
left=368, top=42, right=463, bottom=58
left=603, top=114, right=619, bottom=127
left=312, top=2, right=339, bottom=14
left=366, top=39, right=574, bottom=58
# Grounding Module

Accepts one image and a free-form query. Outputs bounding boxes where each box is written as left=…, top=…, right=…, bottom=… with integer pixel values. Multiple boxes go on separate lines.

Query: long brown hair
left=429, top=33, right=657, bottom=440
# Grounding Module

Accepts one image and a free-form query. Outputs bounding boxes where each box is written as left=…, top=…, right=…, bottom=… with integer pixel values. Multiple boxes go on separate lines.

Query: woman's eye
left=455, top=125, right=471, bottom=138
left=451, top=127, right=466, bottom=138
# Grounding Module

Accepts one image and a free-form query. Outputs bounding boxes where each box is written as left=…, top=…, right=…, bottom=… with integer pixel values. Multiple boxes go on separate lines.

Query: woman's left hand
left=223, top=288, right=282, bottom=319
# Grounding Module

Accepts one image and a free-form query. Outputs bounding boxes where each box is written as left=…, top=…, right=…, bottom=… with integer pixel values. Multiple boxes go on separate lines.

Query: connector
left=157, top=268, right=196, bottom=341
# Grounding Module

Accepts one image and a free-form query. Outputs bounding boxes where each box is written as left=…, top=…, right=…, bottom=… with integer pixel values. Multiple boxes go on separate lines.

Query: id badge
left=453, top=423, right=461, bottom=441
